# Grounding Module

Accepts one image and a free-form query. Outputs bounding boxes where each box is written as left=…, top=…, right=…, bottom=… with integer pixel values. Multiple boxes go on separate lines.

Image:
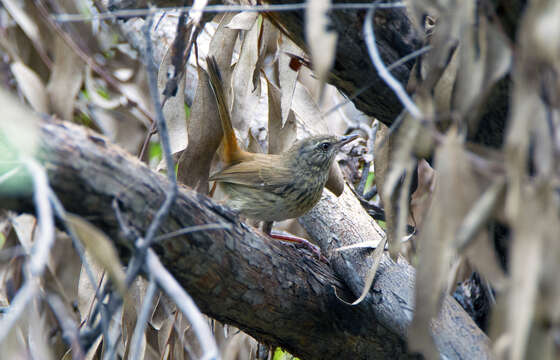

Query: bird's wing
left=209, top=155, right=292, bottom=190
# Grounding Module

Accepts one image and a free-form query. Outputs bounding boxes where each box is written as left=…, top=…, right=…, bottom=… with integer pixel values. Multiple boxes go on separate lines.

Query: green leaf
left=273, top=347, right=299, bottom=360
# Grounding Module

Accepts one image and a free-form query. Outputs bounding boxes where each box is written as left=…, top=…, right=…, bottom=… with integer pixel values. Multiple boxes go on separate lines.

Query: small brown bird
left=206, top=56, right=357, bottom=228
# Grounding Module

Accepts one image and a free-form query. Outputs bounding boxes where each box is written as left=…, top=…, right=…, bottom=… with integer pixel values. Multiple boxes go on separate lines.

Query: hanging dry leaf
left=67, top=214, right=126, bottom=296
left=226, top=11, right=258, bottom=30
left=266, top=77, right=296, bottom=154
left=230, top=16, right=260, bottom=134
left=409, top=129, right=482, bottom=358
left=10, top=61, right=49, bottom=113
left=0, top=0, right=51, bottom=66
left=252, top=18, right=279, bottom=94
left=177, top=13, right=238, bottom=193
left=305, top=0, right=337, bottom=101
left=158, top=45, right=188, bottom=155
left=278, top=36, right=302, bottom=127
left=451, top=9, right=512, bottom=131
left=88, top=106, right=145, bottom=154
left=47, top=37, right=84, bottom=121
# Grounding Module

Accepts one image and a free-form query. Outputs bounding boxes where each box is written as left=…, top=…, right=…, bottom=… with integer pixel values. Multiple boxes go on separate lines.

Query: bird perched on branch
left=206, top=56, right=357, bottom=235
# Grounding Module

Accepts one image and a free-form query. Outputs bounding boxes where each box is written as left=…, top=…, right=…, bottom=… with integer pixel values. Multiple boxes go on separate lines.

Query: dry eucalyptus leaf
left=77, top=254, right=105, bottom=323
left=0, top=0, right=49, bottom=61
left=507, top=189, right=546, bottom=360
left=177, top=13, right=238, bottom=193
left=43, top=232, right=81, bottom=305
left=451, top=10, right=512, bottom=129
left=11, top=213, right=36, bottom=253
left=68, top=214, right=126, bottom=296
left=305, top=0, right=337, bottom=100
left=226, top=11, right=258, bottom=30
left=267, top=77, right=296, bottom=154
left=409, top=158, right=436, bottom=230
left=230, top=17, right=260, bottom=134
left=27, top=302, right=54, bottom=360
left=157, top=311, right=176, bottom=354
left=89, top=106, right=145, bottom=154
left=409, top=130, right=480, bottom=358
left=122, top=277, right=150, bottom=359
left=158, top=45, right=188, bottom=155
left=10, top=61, right=49, bottom=113
left=47, top=37, right=84, bottom=121
left=278, top=36, right=302, bottom=127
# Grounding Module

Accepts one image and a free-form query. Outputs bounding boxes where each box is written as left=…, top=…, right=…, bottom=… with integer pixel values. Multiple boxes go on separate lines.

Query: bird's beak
left=336, top=134, right=359, bottom=147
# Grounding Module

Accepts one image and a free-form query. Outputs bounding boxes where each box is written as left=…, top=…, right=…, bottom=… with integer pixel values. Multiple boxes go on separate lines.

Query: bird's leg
left=263, top=221, right=327, bottom=263
left=262, top=221, right=273, bottom=235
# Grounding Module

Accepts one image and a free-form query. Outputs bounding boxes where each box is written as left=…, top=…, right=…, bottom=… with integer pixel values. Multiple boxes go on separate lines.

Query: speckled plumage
left=205, top=55, right=357, bottom=222
left=210, top=135, right=355, bottom=221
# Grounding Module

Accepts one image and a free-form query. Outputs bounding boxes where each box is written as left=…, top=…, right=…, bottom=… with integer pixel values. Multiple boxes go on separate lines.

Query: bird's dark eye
left=319, top=142, right=331, bottom=151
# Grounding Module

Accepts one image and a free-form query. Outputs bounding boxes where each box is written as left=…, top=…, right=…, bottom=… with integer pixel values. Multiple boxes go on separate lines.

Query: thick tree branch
left=2, top=121, right=492, bottom=359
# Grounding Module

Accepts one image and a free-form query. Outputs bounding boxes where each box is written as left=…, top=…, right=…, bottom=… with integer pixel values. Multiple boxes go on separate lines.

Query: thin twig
left=129, top=277, right=158, bottom=360
left=386, top=45, right=431, bottom=72
left=0, top=166, right=21, bottom=185
left=47, top=294, right=86, bottom=360
left=23, top=158, right=55, bottom=277
left=48, top=189, right=106, bottom=307
left=323, top=45, right=431, bottom=117
left=140, top=13, right=178, bottom=249
left=145, top=249, right=219, bottom=360
left=0, top=282, right=37, bottom=342
left=363, top=5, right=422, bottom=119
left=53, top=2, right=405, bottom=23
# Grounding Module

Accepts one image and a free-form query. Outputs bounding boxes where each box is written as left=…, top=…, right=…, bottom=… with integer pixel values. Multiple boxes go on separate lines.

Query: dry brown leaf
left=47, top=37, right=84, bottom=121
left=266, top=77, right=296, bottom=154
left=11, top=214, right=36, bottom=253
left=77, top=255, right=104, bottom=324
left=122, top=277, right=150, bottom=359
left=157, top=312, right=176, bottom=355
left=88, top=106, right=145, bottom=154
left=68, top=214, right=126, bottom=296
left=409, top=158, right=436, bottom=230
left=0, top=0, right=50, bottom=64
left=230, top=15, right=260, bottom=134
left=226, top=11, right=258, bottom=30
left=252, top=18, right=278, bottom=95
left=27, top=301, right=55, bottom=360
left=158, top=45, right=188, bottom=155
left=451, top=9, right=512, bottom=131
left=409, top=129, right=481, bottom=358
left=305, top=0, right=337, bottom=100
left=278, top=36, right=302, bottom=127
left=177, top=13, right=238, bottom=193
left=10, top=61, right=49, bottom=113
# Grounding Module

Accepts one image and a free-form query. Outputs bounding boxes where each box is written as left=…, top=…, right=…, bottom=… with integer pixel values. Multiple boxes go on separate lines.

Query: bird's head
left=286, top=134, right=359, bottom=172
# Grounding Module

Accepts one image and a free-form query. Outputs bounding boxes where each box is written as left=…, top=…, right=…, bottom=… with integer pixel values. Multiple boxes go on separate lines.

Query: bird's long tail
left=206, top=56, right=241, bottom=164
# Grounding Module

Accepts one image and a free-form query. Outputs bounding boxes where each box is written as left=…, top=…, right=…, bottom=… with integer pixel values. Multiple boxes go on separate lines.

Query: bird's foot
left=269, top=233, right=328, bottom=263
